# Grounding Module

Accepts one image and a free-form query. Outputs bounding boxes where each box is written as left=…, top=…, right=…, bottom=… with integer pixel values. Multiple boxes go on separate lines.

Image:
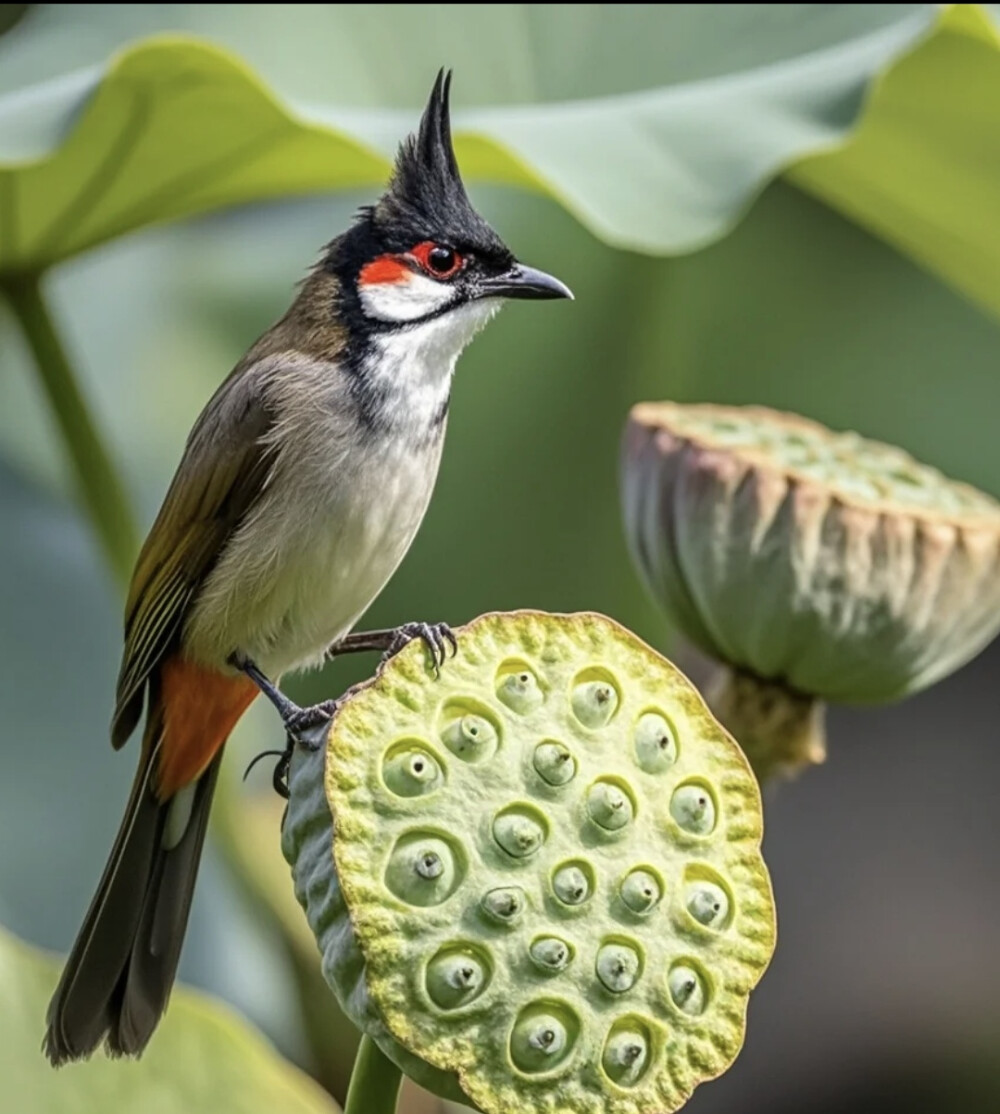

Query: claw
left=382, top=620, right=457, bottom=676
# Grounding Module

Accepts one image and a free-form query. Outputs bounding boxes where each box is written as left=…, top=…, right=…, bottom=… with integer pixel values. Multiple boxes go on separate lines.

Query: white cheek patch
left=359, top=271, right=458, bottom=323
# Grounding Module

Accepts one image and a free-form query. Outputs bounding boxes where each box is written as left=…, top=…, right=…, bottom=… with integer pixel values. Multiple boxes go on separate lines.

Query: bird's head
left=326, top=71, right=572, bottom=336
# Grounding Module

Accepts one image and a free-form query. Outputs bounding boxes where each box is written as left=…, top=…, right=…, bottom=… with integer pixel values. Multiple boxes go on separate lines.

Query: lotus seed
left=668, top=964, right=707, bottom=1015
left=382, top=744, right=443, bottom=797
left=552, top=861, right=593, bottom=906
left=425, top=946, right=489, bottom=1009
left=510, top=1005, right=576, bottom=1073
left=587, top=779, right=635, bottom=831
left=571, top=679, right=619, bottom=728
left=620, top=868, right=663, bottom=915
left=533, top=741, right=577, bottom=786
left=493, top=806, right=547, bottom=859
left=670, top=783, right=716, bottom=835
left=480, top=886, right=526, bottom=926
left=442, top=713, right=497, bottom=762
left=634, top=712, right=678, bottom=772
left=596, top=941, right=641, bottom=993
left=497, top=670, right=544, bottom=714
left=686, top=880, right=730, bottom=929
left=529, top=936, right=573, bottom=973
left=602, top=1021, right=651, bottom=1087
left=384, top=833, right=461, bottom=906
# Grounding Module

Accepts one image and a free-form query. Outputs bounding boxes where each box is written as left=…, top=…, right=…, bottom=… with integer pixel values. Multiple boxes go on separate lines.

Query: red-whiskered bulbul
left=44, top=70, right=571, bottom=1065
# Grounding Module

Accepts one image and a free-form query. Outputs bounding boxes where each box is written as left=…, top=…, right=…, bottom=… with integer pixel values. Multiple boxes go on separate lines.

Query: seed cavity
left=425, top=943, right=492, bottom=1010
left=619, top=867, right=664, bottom=916
left=668, top=961, right=709, bottom=1016
left=633, top=711, right=678, bottom=772
left=670, top=780, right=717, bottom=836
left=493, top=804, right=548, bottom=859
left=570, top=669, right=621, bottom=729
left=441, top=713, right=498, bottom=762
left=596, top=939, right=642, bottom=994
left=602, top=1017, right=653, bottom=1087
left=529, top=936, right=574, bottom=974
left=480, top=886, right=526, bottom=927
left=551, top=859, right=595, bottom=907
left=496, top=661, right=545, bottom=714
left=384, top=831, right=464, bottom=907
left=509, top=1001, right=579, bottom=1074
left=682, top=865, right=734, bottom=930
left=533, top=740, right=577, bottom=787
left=587, top=777, right=636, bottom=832
left=381, top=741, right=444, bottom=798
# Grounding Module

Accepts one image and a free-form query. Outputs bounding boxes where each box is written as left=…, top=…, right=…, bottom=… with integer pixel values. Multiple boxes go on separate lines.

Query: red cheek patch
left=359, top=255, right=411, bottom=286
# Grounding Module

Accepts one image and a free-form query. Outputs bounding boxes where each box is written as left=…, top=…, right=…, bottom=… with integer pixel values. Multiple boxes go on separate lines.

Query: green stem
left=1, top=270, right=138, bottom=587
left=344, top=1035, right=402, bottom=1114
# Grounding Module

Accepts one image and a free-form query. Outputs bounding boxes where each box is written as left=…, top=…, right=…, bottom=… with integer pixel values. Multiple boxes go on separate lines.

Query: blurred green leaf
left=213, top=776, right=362, bottom=1103
left=0, top=7, right=951, bottom=273
left=0, top=922, right=340, bottom=1114
left=791, top=4, right=1000, bottom=318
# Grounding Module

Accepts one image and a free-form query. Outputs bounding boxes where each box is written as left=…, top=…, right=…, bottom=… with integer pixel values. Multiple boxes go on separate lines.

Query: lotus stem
left=1, top=270, right=137, bottom=586
left=344, top=1035, right=402, bottom=1114
left=706, top=664, right=827, bottom=782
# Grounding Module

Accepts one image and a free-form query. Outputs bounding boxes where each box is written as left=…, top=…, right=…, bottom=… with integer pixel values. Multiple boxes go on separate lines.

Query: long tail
left=44, top=661, right=255, bottom=1064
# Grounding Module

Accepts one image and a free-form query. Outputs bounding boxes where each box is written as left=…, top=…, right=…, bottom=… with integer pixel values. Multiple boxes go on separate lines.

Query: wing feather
left=111, top=369, right=278, bottom=749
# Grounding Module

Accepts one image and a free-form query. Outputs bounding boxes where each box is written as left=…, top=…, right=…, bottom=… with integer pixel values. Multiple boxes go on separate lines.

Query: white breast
left=183, top=298, right=501, bottom=679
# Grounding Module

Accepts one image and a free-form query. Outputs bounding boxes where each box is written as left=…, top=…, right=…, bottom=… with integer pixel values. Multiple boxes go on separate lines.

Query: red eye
left=411, top=241, right=462, bottom=279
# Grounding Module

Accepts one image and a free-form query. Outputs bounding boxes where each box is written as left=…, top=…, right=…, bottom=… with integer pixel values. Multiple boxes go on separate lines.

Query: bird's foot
left=324, top=620, right=457, bottom=676
left=231, top=653, right=338, bottom=798
left=382, top=621, right=457, bottom=674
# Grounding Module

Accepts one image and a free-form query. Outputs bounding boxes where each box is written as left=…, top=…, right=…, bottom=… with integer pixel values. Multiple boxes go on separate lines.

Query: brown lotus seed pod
left=622, top=401, right=1000, bottom=780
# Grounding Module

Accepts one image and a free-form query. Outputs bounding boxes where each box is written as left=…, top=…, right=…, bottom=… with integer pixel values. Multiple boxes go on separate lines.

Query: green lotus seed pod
left=596, top=940, right=642, bottom=993
left=382, top=742, right=444, bottom=797
left=283, top=610, right=775, bottom=1114
left=587, top=778, right=635, bottom=832
left=633, top=711, right=678, bottom=772
left=619, top=868, right=664, bottom=916
left=426, top=945, right=491, bottom=1010
left=669, top=782, right=716, bottom=836
left=622, top=401, right=1000, bottom=780
left=442, top=713, right=497, bottom=762
left=571, top=677, right=619, bottom=728
left=493, top=805, right=547, bottom=859
left=602, top=1018, right=652, bottom=1087
left=685, top=880, right=730, bottom=929
left=668, top=963, right=708, bottom=1016
left=533, top=740, right=577, bottom=786
left=529, top=936, right=573, bottom=974
left=481, top=886, right=526, bottom=927
left=497, top=667, right=544, bottom=714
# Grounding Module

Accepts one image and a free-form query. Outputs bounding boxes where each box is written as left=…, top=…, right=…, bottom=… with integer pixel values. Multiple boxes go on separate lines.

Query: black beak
left=477, top=263, right=574, bottom=301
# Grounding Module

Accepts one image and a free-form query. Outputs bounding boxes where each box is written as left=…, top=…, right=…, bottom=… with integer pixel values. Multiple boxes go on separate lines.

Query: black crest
left=373, top=70, right=509, bottom=259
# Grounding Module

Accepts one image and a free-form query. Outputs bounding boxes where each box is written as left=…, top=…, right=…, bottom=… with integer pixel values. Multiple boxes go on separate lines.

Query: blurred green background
left=2, top=5, right=1000, bottom=1114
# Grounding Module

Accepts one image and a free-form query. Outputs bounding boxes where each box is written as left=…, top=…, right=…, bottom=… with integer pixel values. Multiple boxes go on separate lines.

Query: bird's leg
left=230, top=653, right=337, bottom=799
left=325, top=621, right=457, bottom=675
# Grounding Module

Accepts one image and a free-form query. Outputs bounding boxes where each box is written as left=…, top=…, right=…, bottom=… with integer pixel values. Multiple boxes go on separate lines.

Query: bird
left=44, top=69, right=572, bottom=1066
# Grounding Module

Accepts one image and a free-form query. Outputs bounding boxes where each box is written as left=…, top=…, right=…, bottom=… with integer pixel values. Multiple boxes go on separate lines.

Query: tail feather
left=44, top=713, right=223, bottom=1065
left=113, top=756, right=221, bottom=1056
